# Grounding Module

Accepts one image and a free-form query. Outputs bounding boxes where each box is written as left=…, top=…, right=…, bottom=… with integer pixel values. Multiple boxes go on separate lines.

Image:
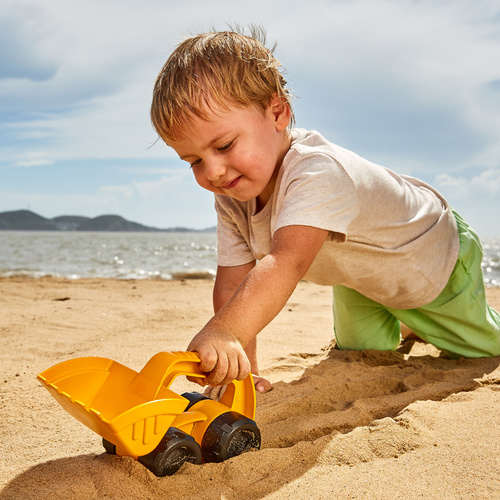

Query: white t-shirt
left=215, top=129, right=459, bottom=309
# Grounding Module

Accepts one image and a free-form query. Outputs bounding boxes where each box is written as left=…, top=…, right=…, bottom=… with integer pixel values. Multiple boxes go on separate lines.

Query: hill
left=0, top=210, right=215, bottom=232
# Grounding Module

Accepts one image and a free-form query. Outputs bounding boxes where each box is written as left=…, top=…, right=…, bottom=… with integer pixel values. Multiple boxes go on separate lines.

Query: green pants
left=333, top=212, right=500, bottom=358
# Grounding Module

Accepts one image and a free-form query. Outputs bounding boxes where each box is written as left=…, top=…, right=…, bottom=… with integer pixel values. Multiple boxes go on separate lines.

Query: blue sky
left=1, top=0, right=500, bottom=235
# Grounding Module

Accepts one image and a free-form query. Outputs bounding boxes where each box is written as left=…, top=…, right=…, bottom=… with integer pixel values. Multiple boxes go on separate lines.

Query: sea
left=0, top=231, right=217, bottom=281
left=0, top=231, right=499, bottom=287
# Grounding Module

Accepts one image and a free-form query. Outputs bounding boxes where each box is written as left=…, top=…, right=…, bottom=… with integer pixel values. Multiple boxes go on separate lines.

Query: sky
left=1, top=0, right=500, bottom=236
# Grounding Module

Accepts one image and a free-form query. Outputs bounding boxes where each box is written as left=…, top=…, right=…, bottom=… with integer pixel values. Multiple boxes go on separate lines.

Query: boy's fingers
left=222, top=355, right=241, bottom=385
left=236, top=351, right=251, bottom=381
left=186, top=375, right=206, bottom=386
left=187, top=332, right=250, bottom=386
left=194, top=346, right=218, bottom=374
left=205, top=352, right=228, bottom=386
left=207, top=350, right=244, bottom=386
left=203, top=384, right=227, bottom=401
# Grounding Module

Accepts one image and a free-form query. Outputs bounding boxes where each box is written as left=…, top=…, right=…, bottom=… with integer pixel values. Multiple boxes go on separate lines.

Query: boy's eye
left=190, top=159, right=201, bottom=168
left=217, top=140, right=234, bottom=152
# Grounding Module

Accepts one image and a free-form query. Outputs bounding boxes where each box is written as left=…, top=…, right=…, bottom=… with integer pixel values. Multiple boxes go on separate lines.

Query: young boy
left=151, top=29, right=500, bottom=393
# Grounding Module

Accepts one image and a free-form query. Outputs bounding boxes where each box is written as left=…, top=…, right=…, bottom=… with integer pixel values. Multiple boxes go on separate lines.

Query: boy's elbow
left=268, top=226, right=327, bottom=280
left=265, top=252, right=312, bottom=282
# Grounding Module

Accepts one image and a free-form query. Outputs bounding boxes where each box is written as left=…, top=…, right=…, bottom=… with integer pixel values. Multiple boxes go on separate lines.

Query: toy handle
left=137, top=351, right=256, bottom=420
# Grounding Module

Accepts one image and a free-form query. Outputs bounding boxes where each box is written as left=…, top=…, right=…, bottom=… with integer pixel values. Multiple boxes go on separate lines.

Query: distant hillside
left=0, top=210, right=215, bottom=232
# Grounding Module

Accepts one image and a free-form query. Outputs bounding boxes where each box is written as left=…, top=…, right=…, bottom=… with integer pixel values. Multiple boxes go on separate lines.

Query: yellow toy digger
left=37, top=351, right=261, bottom=476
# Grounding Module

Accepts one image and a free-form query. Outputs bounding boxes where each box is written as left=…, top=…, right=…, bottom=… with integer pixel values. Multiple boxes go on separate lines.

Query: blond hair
left=151, top=28, right=294, bottom=142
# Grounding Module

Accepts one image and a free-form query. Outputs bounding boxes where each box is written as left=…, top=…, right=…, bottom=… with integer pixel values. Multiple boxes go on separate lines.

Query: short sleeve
left=274, top=152, right=360, bottom=239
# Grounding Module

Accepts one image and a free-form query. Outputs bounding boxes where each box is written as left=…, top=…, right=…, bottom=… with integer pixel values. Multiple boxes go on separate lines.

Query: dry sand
left=1, top=277, right=500, bottom=499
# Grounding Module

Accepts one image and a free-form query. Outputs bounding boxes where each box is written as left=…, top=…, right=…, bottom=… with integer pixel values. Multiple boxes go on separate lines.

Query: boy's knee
left=334, top=325, right=401, bottom=352
left=332, top=287, right=401, bottom=352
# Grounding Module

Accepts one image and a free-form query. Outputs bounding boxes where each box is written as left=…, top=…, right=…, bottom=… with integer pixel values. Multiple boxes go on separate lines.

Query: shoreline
left=0, top=271, right=217, bottom=281
left=1, top=278, right=500, bottom=498
left=1, top=274, right=499, bottom=287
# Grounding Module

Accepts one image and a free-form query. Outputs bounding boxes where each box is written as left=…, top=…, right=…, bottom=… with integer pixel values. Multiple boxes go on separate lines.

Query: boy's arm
left=213, top=263, right=270, bottom=390
left=213, top=262, right=256, bottom=313
left=188, top=225, right=329, bottom=386
left=213, top=262, right=265, bottom=378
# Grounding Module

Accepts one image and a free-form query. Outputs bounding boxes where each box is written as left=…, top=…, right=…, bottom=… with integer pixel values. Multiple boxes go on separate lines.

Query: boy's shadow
left=2, top=345, right=500, bottom=500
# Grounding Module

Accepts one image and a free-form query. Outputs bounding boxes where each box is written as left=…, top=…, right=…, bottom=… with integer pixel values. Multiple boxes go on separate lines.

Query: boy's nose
left=205, top=159, right=227, bottom=181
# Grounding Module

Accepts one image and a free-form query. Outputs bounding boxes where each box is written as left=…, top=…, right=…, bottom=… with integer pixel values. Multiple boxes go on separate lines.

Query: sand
left=1, top=276, right=500, bottom=499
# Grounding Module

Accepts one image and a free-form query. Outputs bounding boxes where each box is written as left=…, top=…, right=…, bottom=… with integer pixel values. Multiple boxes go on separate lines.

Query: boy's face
left=166, top=98, right=291, bottom=208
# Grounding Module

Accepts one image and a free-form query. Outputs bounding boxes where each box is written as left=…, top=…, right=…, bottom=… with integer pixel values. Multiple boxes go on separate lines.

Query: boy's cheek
left=192, top=171, right=209, bottom=189
left=195, top=178, right=215, bottom=192
left=194, top=174, right=222, bottom=195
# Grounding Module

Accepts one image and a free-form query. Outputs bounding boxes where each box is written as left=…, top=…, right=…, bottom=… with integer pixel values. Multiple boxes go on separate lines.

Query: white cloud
left=0, top=1, right=59, bottom=82
left=1, top=0, right=500, bottom=231
left=2, top=0, right=498, bottom=168
left=435, top=174, right=471, bottom=199
left=98, top=184, right=135, bottom=202
left=0, top=170, right=216, bottom=229
left=472, top=169, right=500, bottom=196
left=97, top=170, right=216, bottom=228
left=436, top=168, right=500, bottom=200
left=12, top=151, right=54, bottom=168
left=433, top=167, right=500, bottom=236
left=279, top=0, right=500, bottom=173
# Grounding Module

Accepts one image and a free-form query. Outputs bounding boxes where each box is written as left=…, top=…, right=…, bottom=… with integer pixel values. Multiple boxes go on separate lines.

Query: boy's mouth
left=221, top=176, right=242, bottom=190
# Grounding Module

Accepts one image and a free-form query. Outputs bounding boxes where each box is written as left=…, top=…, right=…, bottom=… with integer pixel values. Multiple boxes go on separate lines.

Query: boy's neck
left=255, top=131, right=292, bottom=212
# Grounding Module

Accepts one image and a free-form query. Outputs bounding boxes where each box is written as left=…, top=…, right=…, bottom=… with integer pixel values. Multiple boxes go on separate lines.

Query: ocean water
left=483, top=238, right=500, bottom=287
left=0, top=231, right=499, bottom=287
left=0, top=231, right=217, bottom=280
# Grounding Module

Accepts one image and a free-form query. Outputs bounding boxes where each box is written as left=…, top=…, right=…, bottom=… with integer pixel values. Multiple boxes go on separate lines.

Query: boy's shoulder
left=287, top=129, right=366, bottom=169
left=289, top=128, right=332, bottom=155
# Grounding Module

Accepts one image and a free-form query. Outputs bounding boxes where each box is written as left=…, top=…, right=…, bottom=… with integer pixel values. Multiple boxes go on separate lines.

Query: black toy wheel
left=102, top=438, right=116, bottom=455
left=225, top=426, right=260, bottom=458
left=138, top=427, right=202, bottom=477
left=201, top=411, right=261, bottom=463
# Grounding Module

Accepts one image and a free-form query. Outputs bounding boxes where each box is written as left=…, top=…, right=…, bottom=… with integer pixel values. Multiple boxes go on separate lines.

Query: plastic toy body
left=37, top=351, right=261, bottom=476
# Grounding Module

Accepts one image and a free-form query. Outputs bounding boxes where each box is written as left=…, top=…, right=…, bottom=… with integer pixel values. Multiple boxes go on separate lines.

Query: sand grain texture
left=1, top=277, right=500, bottom=499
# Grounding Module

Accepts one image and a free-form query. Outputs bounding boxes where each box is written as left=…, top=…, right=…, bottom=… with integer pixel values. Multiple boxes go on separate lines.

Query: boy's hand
left=187, top=225, right=328, bottom=388
left=203, top=375, right=272, bottom=402
left=188, top=328, right=251, bottom=386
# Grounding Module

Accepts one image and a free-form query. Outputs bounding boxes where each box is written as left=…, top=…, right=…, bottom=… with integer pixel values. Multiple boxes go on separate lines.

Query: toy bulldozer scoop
left=37, top=351, right=261, bottom=476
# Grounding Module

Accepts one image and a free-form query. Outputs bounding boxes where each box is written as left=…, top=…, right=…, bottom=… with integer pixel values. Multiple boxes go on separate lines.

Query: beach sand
left=1, top=277, right=500, bottom=499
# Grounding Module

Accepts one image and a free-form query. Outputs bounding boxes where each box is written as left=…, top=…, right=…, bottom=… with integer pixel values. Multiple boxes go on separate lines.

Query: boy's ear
left=269, top=95, right=291, bottom=131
